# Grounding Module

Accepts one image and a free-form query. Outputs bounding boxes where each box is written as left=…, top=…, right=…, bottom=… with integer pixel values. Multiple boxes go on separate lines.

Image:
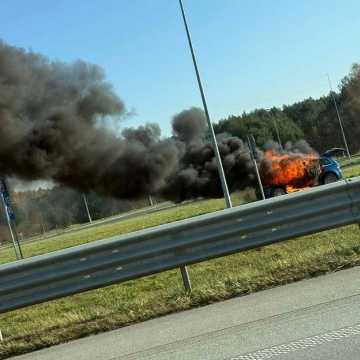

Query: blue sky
left=1, top=0, right=360, bottom=136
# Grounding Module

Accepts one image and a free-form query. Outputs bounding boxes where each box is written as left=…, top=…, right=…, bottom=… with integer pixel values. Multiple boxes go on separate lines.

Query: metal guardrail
left=0, top=177, right=359, bottom=314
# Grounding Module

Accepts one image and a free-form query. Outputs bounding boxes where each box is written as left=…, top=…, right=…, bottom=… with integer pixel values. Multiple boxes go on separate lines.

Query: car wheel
left=323, top=172, right=338, bottom=184
left=271, top=187, right=287, bottom=197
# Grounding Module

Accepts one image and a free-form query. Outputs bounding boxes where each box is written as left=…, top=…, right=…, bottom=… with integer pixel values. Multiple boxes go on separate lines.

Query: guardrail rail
left=0, top=177, right=359, bottom=314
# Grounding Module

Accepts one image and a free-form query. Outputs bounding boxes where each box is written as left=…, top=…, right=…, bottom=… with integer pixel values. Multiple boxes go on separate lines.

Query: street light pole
left=248, top=135, right=265, bottom=200
left=178, top=0, right=232, bottom=209
left=274, top=119, right=284, bottom=151
left=82, top=193, right=92, bottom=223
left=266, top=109, right=283, bottom=151
left=273, top=118, right=283, bottom=151
left=326, top=74, right=351, bottom=159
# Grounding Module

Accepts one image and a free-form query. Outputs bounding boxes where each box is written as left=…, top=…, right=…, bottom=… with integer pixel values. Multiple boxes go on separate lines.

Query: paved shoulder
left=11, top=266, right=360, bottom=360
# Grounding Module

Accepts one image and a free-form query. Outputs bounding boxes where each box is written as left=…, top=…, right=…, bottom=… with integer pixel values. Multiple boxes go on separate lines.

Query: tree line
left=214, top=64, right=360, bottom=154
left=0, top=187, right=154, bottom=244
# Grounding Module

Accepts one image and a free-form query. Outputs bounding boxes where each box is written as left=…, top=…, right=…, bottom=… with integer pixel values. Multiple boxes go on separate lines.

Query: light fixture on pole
left=178, top=0, right=232, bottom=209
left=326, top=74, right=351, bottom=159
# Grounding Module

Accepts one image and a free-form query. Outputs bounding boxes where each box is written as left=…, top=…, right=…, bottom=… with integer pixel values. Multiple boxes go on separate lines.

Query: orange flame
left=261, top=150, right=320, bottom=190
left=285, top=185, right=299, bottom=193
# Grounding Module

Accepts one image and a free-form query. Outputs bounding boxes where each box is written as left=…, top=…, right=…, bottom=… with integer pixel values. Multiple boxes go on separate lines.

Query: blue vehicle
left=318, top=148, right=343, bottom=184
left=263, top=148, right=343, bottom=198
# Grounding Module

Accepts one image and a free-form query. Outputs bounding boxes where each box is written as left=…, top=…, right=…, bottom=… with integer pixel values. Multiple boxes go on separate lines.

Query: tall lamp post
left=177, top=0, right=233, bottom=292
left=326, top=74, right=351, bottom=159
left=82, top=193, right=92, bottom=223
left=273, top=118, right=283, bottom=151
left=178, top=0, right=232, bottom=209
left=267, top=108, right=283, bottom=151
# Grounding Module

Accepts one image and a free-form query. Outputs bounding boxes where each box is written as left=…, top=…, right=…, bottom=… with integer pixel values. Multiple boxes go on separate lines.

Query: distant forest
left=0, top=188, right=152, bottom=243
left=214, top=64, right=360, bottom=154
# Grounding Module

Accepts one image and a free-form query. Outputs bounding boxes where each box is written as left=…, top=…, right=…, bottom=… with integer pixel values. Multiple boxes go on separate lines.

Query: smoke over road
left=0, top=41, right=316, bottom=201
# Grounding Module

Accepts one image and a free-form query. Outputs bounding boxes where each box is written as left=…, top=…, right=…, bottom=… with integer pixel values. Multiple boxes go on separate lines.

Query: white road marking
left=230, top=323, right=360, bottom=360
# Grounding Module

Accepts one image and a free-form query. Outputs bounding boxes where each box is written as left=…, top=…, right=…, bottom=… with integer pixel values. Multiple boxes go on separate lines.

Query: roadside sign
left=0, top=179, right=16, bottom=221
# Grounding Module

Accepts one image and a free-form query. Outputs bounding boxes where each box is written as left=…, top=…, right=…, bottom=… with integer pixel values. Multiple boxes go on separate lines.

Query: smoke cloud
left=0, top=41, right=180, bottom=198
left=172, top=107, right=207, bottom=144
left=0, top=41, right=317, bottom=201
left=163, top=135, right=256, bottom=201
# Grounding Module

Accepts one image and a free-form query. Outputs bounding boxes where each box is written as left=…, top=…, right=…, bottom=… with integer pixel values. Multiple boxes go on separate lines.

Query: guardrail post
left=180, top=265, right=192, bottom=292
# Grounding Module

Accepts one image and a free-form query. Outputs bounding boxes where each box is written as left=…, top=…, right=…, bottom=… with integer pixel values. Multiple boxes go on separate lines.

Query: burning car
left=260, top=148, right=343, bottom=198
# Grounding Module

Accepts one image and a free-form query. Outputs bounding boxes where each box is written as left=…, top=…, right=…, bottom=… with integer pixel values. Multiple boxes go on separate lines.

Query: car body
left=318, top=154, right=343, bottom=184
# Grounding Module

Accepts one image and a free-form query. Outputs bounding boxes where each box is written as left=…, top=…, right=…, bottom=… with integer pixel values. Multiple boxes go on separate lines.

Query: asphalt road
left=11, top=266, right=360, bottom=360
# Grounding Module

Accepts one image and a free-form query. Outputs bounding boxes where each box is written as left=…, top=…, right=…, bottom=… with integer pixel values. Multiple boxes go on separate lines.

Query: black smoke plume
left=0, top=41, right=316, bottom=202
left=0, top=41, right=179, bottom=198
left=164, top=129, right=256, bottom=201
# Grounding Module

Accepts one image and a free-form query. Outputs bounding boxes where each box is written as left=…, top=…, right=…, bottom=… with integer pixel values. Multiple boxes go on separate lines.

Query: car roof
left=321, top=148, right=346, bottom=158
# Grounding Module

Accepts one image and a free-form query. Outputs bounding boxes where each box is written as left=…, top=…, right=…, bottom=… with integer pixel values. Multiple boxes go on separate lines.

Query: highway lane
left=11, top=266, right=360, bottom=360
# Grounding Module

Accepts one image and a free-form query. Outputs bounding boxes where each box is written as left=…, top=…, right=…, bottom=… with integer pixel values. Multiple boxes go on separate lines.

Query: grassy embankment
left=339, top=154, right=360, bottom=168
left=343, top=164, right=360, bottom=178
left=0, top=170, right=360, bottom=358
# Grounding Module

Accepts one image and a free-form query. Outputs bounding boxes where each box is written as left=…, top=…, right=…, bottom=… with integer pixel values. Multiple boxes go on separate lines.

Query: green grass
left=1, top=225, right=359, bottom=359
left=0, top=191, right=250, bottom=266
left=0, top=184, right=360, bottom=358
left=343, top=164, right=360, bottom=178
left=339, top=154, right=360, bottom=168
